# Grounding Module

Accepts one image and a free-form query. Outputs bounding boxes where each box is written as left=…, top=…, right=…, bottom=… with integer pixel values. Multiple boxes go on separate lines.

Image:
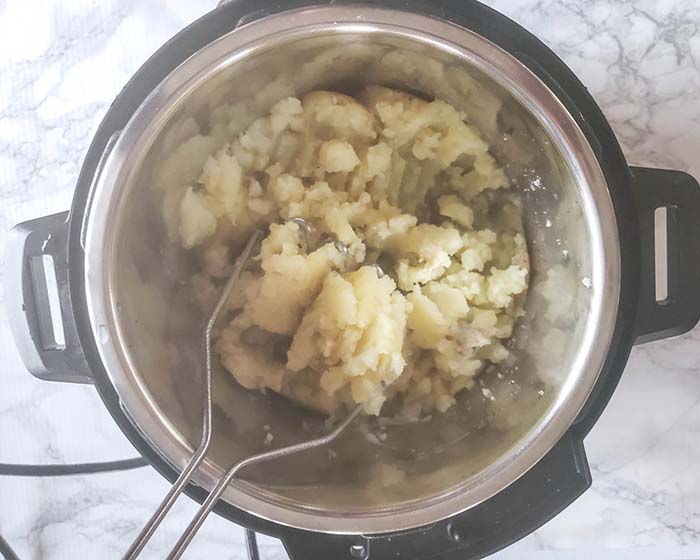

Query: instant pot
left=6, top=1, right=700, bottom=559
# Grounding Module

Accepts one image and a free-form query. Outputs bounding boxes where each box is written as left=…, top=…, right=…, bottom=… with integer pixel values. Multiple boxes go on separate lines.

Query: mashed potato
left=172, top=86, right=529, bottom=417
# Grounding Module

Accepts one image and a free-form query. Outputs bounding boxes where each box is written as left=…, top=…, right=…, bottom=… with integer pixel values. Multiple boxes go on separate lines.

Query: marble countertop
left=1, top=0, right=699, bottom=558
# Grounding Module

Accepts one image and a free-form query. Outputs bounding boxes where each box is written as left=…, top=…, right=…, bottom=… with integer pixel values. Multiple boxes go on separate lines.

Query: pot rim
left=81, top=5, right=620, bottom=534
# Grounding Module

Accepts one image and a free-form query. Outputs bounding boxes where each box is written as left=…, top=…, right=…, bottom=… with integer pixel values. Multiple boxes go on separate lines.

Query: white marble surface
left=1, top=0, right=700, bottom=558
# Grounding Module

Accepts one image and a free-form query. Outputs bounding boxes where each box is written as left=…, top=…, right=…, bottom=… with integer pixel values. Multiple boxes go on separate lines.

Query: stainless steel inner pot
left=82, top=6, right=620, bottom=534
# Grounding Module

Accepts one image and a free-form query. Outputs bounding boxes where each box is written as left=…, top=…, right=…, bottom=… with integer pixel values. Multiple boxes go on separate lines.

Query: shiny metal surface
left=82, top=6, right=620, bottom=534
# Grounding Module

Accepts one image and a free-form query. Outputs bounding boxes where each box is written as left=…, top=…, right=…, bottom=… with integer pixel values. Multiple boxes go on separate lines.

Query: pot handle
left=630, top=166, right=700, bottom=345
left=5, top=211, right=92, bottom=383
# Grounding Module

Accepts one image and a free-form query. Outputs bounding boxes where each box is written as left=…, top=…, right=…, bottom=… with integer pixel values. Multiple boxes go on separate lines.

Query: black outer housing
left=62, top=1, right=700, bottom=559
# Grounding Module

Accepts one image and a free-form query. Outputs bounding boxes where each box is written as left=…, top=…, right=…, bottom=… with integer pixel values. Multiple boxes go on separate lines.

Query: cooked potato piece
left=288, top=267, right=409, bottom=414
left=319, top=139, right=360, bottom=173
left=438, top=194, right=474, bottom=229
left=179, top=187, right=217, bottom=249
left=358, top=85, right=428, bottom=117
left=302, top=90, right=378, bottom=144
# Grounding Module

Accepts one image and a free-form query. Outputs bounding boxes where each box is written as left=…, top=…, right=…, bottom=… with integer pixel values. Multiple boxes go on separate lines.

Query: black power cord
left=0, top=458, right=148, bottom=559
left=0, top=533, right=20, bottom=560
left=0, top=458, right=147, bottom=477
left=245, top=529, right=261, bottom=560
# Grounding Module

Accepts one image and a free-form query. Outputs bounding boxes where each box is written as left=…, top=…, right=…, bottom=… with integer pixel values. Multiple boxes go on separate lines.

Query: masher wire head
left=124, top=227, right=363, bottom=560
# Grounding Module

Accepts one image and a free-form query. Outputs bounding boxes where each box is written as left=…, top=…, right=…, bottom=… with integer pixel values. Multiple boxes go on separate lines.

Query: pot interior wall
left=111, top=30, right=593, bottom=516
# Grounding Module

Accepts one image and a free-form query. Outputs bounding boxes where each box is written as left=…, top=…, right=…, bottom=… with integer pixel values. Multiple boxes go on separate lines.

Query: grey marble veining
left=1, top=0, right=699, bottom=558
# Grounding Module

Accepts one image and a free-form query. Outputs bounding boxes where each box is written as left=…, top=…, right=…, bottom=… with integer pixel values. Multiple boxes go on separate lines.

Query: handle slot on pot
left=29, top=254, right=67, bottom=351
left=653, top=206, right=672, bottom=303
